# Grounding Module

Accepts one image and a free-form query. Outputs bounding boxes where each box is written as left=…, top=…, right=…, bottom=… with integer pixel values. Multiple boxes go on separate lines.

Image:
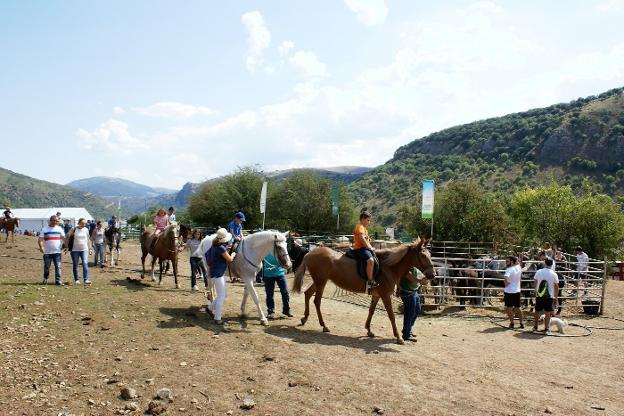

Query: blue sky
left=1, top=0, right=624, bottom=189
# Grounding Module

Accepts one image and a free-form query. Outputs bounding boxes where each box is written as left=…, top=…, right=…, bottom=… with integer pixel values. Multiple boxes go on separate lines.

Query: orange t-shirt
left=353, top=223, right=369, bottom=249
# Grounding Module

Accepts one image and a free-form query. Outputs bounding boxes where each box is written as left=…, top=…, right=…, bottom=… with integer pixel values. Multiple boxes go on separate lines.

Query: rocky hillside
left=66, top=177, right=176, bottom=198
left=0, top=168, right=123, bottom=219
left=349, top=87, right=624, bottom=224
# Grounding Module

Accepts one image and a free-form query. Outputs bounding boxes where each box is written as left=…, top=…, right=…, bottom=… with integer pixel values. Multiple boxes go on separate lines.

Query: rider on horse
left=353, top=210, right=379, bottom=288
left=228, top=211, right=245, bottom=252
left=3, top=206, right=13, bottom=220
left=152, top=208, right=169, bottom=235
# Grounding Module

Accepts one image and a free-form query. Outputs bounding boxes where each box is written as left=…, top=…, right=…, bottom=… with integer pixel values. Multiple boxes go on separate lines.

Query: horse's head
left=179, top=223, right=191, bottom=243
left=409, top=238, right=436, bottom=280
left=272, top=231, right=292, bottom=271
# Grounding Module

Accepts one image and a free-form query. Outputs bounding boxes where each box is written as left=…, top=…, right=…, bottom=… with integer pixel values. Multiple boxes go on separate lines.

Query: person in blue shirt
left=262, top=253, right=292, bottom=319
left=208, top=228, right=236, bottom=325
left=228, top=211, right=245, bottom=243
left=107, top=215, right=119, bottom=229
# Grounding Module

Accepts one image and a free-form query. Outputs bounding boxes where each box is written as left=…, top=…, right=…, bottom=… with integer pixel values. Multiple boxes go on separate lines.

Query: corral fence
left=120, top=226, right=609, bottom=315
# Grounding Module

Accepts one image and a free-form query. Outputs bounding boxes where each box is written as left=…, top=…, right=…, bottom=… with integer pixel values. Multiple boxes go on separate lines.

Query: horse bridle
left=238, top=234, right=290, bottom=270
left=167, top=226, right=180, bottom=254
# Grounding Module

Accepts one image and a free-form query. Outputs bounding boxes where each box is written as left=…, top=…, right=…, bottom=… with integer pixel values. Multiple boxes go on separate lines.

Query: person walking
left=533, top=258, right=559, bottom=334
left=208, top=228, right=236, bottom=325
left=68, top=218, right=93, bottom=284
left=575, top=246, right=589, bottom=296
left=503, top=256, right=524, bottom=329
left=91, top=221, right=106, bottom=267
left=183, top=229, right=208, bottom=292
left=262, top=253, right=292, bottom=319
left=38, top=215, right=66, bottom=285
left=397, top=268, right=425, bottom=342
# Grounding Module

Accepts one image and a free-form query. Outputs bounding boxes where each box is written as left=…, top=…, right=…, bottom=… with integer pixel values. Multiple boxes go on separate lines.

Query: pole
left=262, top=212, right=266, bottom=230
left=337, top=211, right=340, bottom=231
left=430, top=217, right=434, bottom=240
left=600, top=256, right=608, bottom=315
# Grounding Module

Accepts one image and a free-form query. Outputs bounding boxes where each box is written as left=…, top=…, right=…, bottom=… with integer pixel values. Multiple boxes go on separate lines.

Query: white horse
left=198, top=230, right=292, bottom=325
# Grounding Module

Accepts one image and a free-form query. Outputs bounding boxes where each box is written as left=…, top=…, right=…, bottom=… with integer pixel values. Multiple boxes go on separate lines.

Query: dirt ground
left=1, top=235, right=623, bottom=416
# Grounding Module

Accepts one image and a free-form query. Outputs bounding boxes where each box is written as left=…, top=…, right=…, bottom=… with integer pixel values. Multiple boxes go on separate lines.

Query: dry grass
left=1, top=235, right=624, bottom=415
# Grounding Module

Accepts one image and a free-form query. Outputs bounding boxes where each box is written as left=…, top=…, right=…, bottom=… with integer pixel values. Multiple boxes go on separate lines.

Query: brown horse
left=139, top=224, right=189, bottom=288
left=292, top=238, right=436, bottom=344
left=1, top=218, right=20, bottom=243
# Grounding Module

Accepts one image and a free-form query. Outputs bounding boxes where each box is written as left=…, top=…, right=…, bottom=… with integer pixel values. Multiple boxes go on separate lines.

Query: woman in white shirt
left=68, top=218, right=93, bottom=284
left=91, top=221, right=106, bottom=267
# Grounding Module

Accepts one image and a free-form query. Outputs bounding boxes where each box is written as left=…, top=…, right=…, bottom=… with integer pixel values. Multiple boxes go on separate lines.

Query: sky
left=1, top=0, right=624, bottom=189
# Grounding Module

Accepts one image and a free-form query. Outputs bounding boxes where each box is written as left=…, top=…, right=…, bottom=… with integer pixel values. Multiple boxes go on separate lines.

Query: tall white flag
left=260, top=181, right=268, bottom=214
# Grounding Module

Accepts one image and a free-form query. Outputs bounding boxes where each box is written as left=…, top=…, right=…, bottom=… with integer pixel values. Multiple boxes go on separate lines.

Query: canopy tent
left=11, top=207, right=94, bottom=232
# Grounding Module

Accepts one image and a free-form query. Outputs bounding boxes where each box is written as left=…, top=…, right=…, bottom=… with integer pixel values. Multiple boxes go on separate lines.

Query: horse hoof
left=158, top=281, right=163, bottom=286
left=240, top=314, right=248, bottom=319
left=175, top=284, right=181, bottom=289
left=322, top=327, right=330, bottom=333
left=299, top=318, right=307, bottom=326
left=261, top=318, right=269, bottom=326
left=397, top=338, right=405, bottom=345
left=151, top=277, right=157, bottom=282
left=367, top=331, right=375, bottom=338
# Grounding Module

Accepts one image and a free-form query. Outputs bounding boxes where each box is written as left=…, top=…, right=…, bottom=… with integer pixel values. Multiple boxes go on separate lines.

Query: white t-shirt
left=72, top=227, right=90, bottom=252
left=576, top=252, right=589, bottom=272
left=534, top=267, right=558, bottom=298
left=504, top=264, right=522, bottom=293
left=93, top=228, right=105, bottom=244
left=168, top=214, right=176, bottom=224
left=40, top=225, right=65, bottom=254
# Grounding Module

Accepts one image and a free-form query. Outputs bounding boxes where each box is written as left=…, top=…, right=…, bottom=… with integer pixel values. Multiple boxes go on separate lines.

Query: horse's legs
left=300, top=283, right=316, bottom=326
left=140, top=251, right=147, bottom=278
left=158, top=259, right=164, bottom=285
left=241, top=284, right=249, bottom=318
left=173, top=260, right=180, bottom=289
left=380, top=293, right=404, bottom=344
left=313, top=281, right=330, bottom=332
left=243, top=277, right=268, bottom=325
left=150, top=257, right=157, bottom=282
left=365, top=295, right=380, bottom=338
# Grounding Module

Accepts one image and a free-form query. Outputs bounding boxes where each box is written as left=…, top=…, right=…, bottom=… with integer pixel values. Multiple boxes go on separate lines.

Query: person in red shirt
left=353, top=211, right=378, bottom=287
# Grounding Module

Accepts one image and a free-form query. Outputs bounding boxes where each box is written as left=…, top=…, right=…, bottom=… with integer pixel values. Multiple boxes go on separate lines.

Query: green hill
left=0, top=167, right=124, bottom=219
left=66, top=176, right=176, bottom=198
left=349, top=87, right=624, bottom=225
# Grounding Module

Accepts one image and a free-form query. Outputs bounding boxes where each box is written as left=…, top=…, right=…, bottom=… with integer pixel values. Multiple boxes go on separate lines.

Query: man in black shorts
left=503, top=256, right=524, bottom=329
left=532, top=258, right=559, bottom=334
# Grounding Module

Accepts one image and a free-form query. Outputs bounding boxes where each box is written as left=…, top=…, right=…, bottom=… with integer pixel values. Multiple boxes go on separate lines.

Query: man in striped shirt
left=38, top=215, right=66, bottom=285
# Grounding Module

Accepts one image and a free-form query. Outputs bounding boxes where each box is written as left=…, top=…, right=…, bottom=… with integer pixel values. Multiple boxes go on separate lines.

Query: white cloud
left=597, top=0, right=624, bottom=12
left=289, top=51, right=329, bottom=80
left=77, top=119, right=148, bottom=154
left=279, top=40, right=295, bottom=57
left=241, top=10, right=271, bottom=72
left=132, top=101, right=215, bottom=119
left=344, top=0, right=388, bottom=25
left=113, top=106, right=125, bottom=114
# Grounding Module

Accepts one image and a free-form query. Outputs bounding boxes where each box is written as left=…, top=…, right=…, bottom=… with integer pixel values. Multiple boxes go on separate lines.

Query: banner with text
left=421, top=180, right=435, bottom=219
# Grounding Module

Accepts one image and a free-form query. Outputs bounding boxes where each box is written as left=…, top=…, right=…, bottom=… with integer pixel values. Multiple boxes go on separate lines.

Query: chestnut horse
left=139, top=224, right=190, bottom=288
left=1, top=218, right=20, bottom=243
left=292, top=238, right=435, bottom=344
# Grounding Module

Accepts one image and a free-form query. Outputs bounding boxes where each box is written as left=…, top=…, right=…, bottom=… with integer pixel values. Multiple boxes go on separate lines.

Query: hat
left=234, top=211, right=246, bottom=221
left=215, top=228, right=232, bottom=243
left=294, top=238, right=303, bottom=246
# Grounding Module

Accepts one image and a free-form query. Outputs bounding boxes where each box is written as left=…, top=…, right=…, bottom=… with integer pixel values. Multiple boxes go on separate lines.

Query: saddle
left=344, top=249, right=381, bottom=281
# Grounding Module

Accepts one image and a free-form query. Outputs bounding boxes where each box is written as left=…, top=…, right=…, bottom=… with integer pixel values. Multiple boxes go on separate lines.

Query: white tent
left=11, top=207, right=94, bottom=232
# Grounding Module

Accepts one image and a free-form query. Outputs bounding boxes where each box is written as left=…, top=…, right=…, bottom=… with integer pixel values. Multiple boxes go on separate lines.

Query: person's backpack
left=537, top=279, right=550, bottom=298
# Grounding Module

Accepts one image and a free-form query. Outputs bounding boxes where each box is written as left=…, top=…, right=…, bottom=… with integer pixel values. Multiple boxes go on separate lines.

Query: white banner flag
left=260, top=181, right=268, bottom=214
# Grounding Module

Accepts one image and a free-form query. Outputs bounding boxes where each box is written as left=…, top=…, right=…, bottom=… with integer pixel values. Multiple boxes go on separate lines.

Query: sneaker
left=519, top=323, right=525, bottom=329
left=283, top=312, right=294, bottom=318
left=55, top=281, right=63, bottom=286
left=267, top=313, right=276, bottom=320
left=367, top=280, right=379, bottom=288
left=508, top=322, right=515, bottom=329
left=74, top=280, right=81, bottom=285
left=192, top=285, right=199, bottom=292
left=214, top=319, right=224, bottom=325
left=545, top=330, right=552, bottom=336
left=84, top=280, right=92, bottom=285
left=532, top=326, right=538, bottom=332
left=42, top=278, right=48, bottom=285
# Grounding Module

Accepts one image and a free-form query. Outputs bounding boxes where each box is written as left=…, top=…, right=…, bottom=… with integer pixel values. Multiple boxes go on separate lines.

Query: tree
left=188, top=166, right=265, bottom=229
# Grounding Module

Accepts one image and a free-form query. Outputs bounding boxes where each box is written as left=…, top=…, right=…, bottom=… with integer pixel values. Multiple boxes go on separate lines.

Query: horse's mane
left=249, top=230, right=285, bottom=242
left=376, top=238, right=422, bottom=267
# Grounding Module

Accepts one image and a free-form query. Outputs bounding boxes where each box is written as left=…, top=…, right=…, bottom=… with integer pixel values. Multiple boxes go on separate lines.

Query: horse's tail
left=292, top=254, right=308, bottom=294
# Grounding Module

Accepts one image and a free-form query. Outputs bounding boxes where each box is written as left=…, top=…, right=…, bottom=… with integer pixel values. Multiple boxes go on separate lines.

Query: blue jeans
left=43, top=253, right=62, bottom=284
left=190, top=257, right=208, bottom=287
left=400, top=289, right=421, bottom=340
left=93, top=243, right=105, bottom=265
left=71, top=250, right=90, bottom=282
left=264, top=275, right=290, bottom=314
